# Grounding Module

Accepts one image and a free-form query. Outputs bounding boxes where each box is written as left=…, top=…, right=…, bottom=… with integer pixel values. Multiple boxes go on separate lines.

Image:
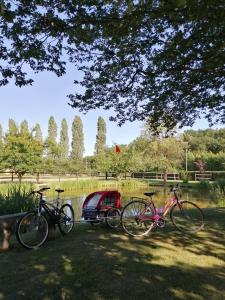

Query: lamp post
left=184, top=141, right=189, bottom=173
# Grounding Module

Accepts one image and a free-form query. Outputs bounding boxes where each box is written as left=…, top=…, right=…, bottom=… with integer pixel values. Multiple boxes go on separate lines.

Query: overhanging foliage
left=0, top=0, right=224, bottom=131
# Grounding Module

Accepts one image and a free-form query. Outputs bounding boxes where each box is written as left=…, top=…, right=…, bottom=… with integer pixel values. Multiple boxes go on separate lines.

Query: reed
left=45, top=179, right=148, bottom=196
left=0, top=184, right=36, bottom=215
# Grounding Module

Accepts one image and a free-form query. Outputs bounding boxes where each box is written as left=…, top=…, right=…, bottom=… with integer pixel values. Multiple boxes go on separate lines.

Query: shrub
left=197, top=180, right=211, bottom=192
left=212, top=178, right=225, bottom=196
left=0, top=184, right=36, bottom=215
left=180, top=171, right=191, bottom=183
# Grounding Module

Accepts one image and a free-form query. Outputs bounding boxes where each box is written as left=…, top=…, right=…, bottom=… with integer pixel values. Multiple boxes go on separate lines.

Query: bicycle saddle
left=39, top=187, right=50, bottom=192
left=144, top=192, right=156, bottom=197
left=55, top=188, right=64, bottom=193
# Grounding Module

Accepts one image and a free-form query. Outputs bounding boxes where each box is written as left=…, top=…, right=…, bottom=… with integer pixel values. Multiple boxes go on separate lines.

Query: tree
left=0, top=124, right=3, bottom=147
left=95, top=144, right=140, bottom=179
left=32, top=123, right=43, bottom=143
left=183, top=129, right=225, bottom=154
left=8, top=119, right=18, bottom=136
left=46, top=116, right=58, bottom=158
left=95, top=117, right=106, bottom=155
left=71, top=116, right=84, bottom=160
left=59, top=118, right=69, bottom=159
left=130, top=127, right=186, bottom=182
left=0, top=1, right=224, bottom=131
left=47, top=116, right=57, bottom=144
left=20, top=120, right=29, bottom=136
left=1, top=133, right=43, bottom=182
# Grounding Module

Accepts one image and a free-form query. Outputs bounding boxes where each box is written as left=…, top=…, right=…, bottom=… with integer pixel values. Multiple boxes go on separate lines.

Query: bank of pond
left=0, top=179, right=224, bottom=217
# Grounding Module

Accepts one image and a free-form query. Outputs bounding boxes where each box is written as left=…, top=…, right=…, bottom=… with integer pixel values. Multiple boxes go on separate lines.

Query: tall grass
left=193, top=179, right=225, bottom=206
left=46, top=179, right=148, bottom=196
left=0, top=184, right=36, bottom=215
left=212, top=177, right=225, bottom=194
left=211, top=178, right=225, bottom=206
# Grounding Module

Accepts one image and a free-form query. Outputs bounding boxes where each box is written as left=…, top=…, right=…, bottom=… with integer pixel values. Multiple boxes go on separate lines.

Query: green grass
left=0, top=207, right=224, bottom=300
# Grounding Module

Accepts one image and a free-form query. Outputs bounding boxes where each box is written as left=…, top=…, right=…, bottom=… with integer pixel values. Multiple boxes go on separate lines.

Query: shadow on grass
left=0, top=208, right=224, bottom=300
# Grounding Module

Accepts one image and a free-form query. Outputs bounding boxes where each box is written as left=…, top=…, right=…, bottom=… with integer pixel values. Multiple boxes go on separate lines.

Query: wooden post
left=0, top=222, right=10, bottom=252
left=36, top=172, right=40, bottom=184
left=163, top=170, right=167, bottom=186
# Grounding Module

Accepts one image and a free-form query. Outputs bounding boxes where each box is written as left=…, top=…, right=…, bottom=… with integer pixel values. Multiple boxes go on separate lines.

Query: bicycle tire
left=170, top=200, right=204, bottom=233
left=106, top=208, right=121, bottom=229
left=58, top=204, right=74, bottom=235
left=121, top=200, right=155, bottom=236
left=16, top=211, right=49, bottom=249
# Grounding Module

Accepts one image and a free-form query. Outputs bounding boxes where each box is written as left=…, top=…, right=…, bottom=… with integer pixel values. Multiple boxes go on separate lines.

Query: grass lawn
left=0, top=207, right=224, bottom=300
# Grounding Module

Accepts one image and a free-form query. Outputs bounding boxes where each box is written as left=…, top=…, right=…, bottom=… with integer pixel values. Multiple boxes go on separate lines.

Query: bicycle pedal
left=156, top=218, right=166, bottom=228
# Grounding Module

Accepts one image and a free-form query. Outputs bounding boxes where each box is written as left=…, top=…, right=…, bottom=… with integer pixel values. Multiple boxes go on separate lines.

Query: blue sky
left=0, top=65, right=218, bottom=155
left=0, top=66, right=144, bottom=155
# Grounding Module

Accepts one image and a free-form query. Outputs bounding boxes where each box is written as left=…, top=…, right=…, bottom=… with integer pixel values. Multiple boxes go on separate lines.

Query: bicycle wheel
left=121, top=200, right=155, bottom=236
left=58, top=204, right=74, bottom=235
left=16, top=211, right=49, bottom=249
left=106, top=208, right=121, bottom=229
left=170, top=201, right=204, bottom=233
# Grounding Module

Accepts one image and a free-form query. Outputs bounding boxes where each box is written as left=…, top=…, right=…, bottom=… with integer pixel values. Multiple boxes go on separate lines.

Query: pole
left=185, top=147, right=188, bottom=172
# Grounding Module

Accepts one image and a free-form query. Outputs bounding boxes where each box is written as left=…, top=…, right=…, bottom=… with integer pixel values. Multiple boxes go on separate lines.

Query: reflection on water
left=60, top=186, right=219, bottom=221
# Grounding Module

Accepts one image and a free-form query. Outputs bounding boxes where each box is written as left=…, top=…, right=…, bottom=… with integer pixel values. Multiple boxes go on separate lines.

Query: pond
left=59, top=185, right=220, bottom=221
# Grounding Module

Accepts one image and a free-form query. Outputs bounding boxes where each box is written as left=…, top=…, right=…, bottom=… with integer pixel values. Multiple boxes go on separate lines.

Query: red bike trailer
left=82, top=190, right=122, bottom=228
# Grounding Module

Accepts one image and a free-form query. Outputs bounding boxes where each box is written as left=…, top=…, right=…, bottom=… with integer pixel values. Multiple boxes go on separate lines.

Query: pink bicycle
left=121, top=186, right=204, bottom=236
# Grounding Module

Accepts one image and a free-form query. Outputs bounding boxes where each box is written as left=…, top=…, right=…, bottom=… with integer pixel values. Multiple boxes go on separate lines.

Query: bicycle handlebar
left=28, top=187, right=50, bottom=196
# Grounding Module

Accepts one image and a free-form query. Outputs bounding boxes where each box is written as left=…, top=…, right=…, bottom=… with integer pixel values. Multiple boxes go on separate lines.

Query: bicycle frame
left=36, top=190, right=62, bottom=225
left=138, top=189, right=180, bottom=223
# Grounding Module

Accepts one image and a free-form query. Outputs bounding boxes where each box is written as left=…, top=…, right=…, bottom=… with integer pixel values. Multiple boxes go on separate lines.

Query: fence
left=0, top=171, right=131, bottom=183
left=194, top=173, right=212, bottom=181
left=131, top=172, right=180, bottom=180
left=1, top=171, right=225, bottom=183
left=132, top=171, right=225, bottom=181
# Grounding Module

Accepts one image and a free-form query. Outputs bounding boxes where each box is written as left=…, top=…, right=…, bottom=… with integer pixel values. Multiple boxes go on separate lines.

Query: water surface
left=60, top=186, right=219, bottom=221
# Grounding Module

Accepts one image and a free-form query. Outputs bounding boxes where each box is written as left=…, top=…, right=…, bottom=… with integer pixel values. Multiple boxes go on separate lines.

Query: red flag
left=115, top=145, right=121, bottom=153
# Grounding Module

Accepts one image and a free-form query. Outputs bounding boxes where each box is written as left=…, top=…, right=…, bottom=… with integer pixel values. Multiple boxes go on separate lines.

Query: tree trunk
left=18, top=173, right=23, bottom=184
left=36, top=172, right=40, bottom=184
left=163, top=169, right=167, bottom=187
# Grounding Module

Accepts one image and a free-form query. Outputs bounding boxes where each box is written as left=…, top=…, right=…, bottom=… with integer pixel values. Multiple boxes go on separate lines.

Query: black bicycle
left=16, top=187, right=74, bottom=249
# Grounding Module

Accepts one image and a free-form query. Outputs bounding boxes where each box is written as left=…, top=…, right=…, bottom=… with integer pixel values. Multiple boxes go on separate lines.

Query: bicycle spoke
left=106, top=208, right=121, bottom=229
left=58, top=204, right=74, bottom=235
left=16, top=212, right=48, bottom=249
left=121, top=200, right=154, bottom=236
left=171, top=201, right=204, bottom=233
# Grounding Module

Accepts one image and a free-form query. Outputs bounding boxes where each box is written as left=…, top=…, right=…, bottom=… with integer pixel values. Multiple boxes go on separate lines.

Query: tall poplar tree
left=59, top=118, right=69, bottom=160
left=0, top=124, right=3, bottom=148
left=20, top=120, right=29, bottom=136
left=8, top=119, right=18, bottom=136
left=47, top=116, right=57, bottom=143
left=95, top=117, right=106, bottom=155
left=46, top=116, right=58, bottom=158
left=71, top=116, right=84, bottom=160
left=33, top=123, right=43, bottom=143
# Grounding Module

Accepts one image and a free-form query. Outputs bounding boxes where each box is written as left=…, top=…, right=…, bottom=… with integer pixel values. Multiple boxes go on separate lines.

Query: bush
left=212, top=178, right=225, bottom=195
left=197, top=180, right=211, bottom=192
left=0, top=184, right=36, bottom=215
left=180, top=171, right=191, bottom=183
